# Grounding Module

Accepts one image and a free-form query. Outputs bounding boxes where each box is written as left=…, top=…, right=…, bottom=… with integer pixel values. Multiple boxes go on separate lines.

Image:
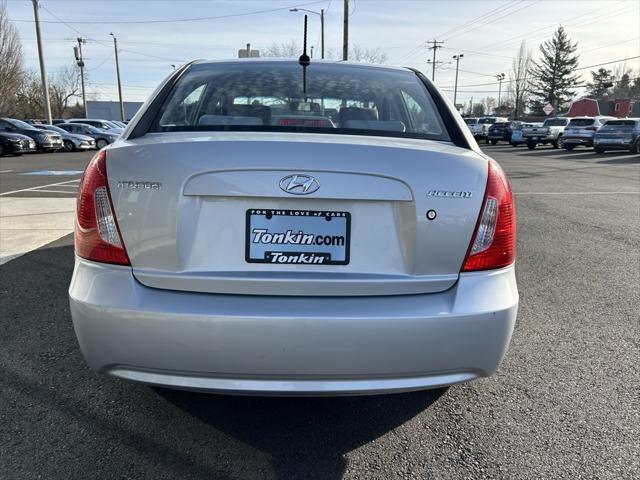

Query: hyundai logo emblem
left=279, top=174, right=320, bottom=195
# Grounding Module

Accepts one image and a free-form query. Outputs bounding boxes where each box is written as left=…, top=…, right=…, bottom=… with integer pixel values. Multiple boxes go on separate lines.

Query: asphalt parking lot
left=1, top=144, right=638, bottom=479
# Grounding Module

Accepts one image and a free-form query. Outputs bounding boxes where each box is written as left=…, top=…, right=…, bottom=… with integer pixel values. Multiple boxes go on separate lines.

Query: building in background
left=566, top=98, right=640, bottom=118
left=86, top=101, right=143, bottom=121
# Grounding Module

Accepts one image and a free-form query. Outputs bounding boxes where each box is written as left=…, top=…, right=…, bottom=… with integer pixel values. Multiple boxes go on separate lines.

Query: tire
left=511, top=142, right=518, bottom=147
left=527, top=141, right=536, bottom=150
left=630, top=140, right=639, bottom=154
left=96, top=138, right=108, bottom=149
left=563, top=144, right=576, bottom=151
left=485, top=138, right=489, bottom=145
left=594, top=147, right=605, bottom=154
left=491, top=140, right=498, bottom=145
left=552, top=135, right=563, bottom=149
left=63, top=140, right=75, bottom=152
left=0, top=144, right=3, bottom=156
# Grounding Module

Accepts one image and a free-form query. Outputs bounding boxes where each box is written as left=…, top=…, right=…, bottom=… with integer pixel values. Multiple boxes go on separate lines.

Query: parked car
left=32, top=124, right=96, bottom=152
left=468, top=117, right=509, bottom=140
left=593, top=118, right=640, bottom=154
left=69, top=60, right=518, bottom=395
left=0, top=118, right=63, bottom=152
left=67, top=118, right=124, bottom=134
left=486, top=122, right=512, bottom=144
left=463, top=117, right=479, bottom=128
left=57, top=123, right=119, bottom=149
left=510, top=122, right=540, bottom=147
left=562, top=116, right=614, bottom=150
left=522, top=117, right=570, bottom=149
left=0, top=131, right=37, bottom=156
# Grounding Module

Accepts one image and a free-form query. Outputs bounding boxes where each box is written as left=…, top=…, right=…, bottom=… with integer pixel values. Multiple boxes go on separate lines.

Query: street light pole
left=110, top=33, right=125, bottom=121
left=496, top=73, right=506, bottom=107
left=74, top=38, right=87, bottom=118
left=452, top=54, right=464, bottom=109
left=31, top=0, right=52, bottom=124
left=290, top=8, right=324, bottom=59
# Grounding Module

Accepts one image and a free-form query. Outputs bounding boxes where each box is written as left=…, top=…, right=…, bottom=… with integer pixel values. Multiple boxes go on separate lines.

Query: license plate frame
left=245, top=209, right=351, bottom=266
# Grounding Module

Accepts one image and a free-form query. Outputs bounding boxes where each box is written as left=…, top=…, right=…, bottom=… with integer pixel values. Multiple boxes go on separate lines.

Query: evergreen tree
left=586, top=68, right=613, bottom=98
left=529, top=26, right=580, bottom=114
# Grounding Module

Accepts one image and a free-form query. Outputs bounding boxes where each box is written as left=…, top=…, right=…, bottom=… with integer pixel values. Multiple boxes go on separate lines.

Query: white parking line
left=0, top=170, right=13, bottom=173
left=0, top=197, right=76, bottom=265
left=0, top=179, right=80, bottom=197
left=30, top=189, right=78, bottom=194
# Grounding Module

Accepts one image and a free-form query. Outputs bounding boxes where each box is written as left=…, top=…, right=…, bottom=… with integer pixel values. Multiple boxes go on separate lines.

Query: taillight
left=75, top=150, right=130, bottom=265
left=461, top=159, right=516, bottom=272
left=586, top=126, right=598, bottom=132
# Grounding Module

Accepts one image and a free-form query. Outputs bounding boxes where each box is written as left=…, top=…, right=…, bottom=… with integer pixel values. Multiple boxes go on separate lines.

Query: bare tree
left=482, top=97, right=496, bottom=115
left=14, top=65, right=82, bottom=119
left=349, top=45, right=388, bottom=64
left=508, top=41, right=532, bottom=119
left=262, top=41, right=300, bottom=58
left=0, top=1, right=24, bottom=116
left=49, top=64, right=81, bottom=118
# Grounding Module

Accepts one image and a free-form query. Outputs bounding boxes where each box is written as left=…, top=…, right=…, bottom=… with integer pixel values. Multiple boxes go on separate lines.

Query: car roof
left=190, top=58, right=414, bottom=74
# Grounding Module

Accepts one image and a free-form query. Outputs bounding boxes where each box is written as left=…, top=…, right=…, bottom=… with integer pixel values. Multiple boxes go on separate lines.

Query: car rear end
left=487, top=122, right=510, bottom=143
left=594, top=119, right=640, bottom=153
left=563, top=118, right=599, bottom=149
left=522, top=124, right=550, bottom=142
left=69, top=61, right=518, bottom=395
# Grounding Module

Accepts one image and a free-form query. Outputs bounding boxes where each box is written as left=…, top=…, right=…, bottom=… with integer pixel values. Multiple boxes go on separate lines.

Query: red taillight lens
left=75, top=150, right=130, bottom=265
left=462, top=159, right=516, bottom=272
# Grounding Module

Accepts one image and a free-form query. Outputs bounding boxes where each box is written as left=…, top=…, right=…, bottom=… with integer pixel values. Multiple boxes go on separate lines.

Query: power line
left=12, top=1, right=327, bottom=24
left=435, top=0, right=521, bottom=39
left=442, top=1, right=541, bottom=43
left=478, top=0, right=628, bottom=51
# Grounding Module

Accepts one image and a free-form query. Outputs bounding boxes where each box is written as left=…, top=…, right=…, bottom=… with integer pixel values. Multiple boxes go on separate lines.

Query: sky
left=5, top=0, right=640, bottom=107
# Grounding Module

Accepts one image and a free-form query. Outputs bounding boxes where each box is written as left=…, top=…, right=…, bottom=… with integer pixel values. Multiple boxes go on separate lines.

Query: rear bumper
left=563, top=135, right=594, bottom=146
left=594, top=139, right=634, bottom=149
left=69, top=258, right=518, bottom=395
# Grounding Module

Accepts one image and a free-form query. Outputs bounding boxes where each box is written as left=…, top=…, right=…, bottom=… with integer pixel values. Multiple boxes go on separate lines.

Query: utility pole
left=342, top=0, right=349, bottom=61
left=31, top=0, right=52, bottom=124
left=496, top=73, right=506, bottom=108
left=427, top=39, right=444, bottom=81
left=452, top=54, right=464, bottom=109
left=74, top=38, right=87, bottom=118
left=110, top=33, right=125, bottom=121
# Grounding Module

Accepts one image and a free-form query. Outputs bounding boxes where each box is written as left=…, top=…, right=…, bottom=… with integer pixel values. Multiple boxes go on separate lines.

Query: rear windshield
left=491, top=122, right=509, bottom=127
left=464, top=118, right=477, bottom=125
left=543, top=118, right=568, bottom=126
left=568, top=118, right=595, bottom=127
left=152, top=62, right=450, bottom=141
left=478, top=118, right=497, bottom=124
left=603, top=120, right=636, bottom=127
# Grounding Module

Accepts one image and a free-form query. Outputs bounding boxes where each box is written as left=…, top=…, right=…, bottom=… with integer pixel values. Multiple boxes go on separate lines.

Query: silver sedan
left=32, top=124, right=96, bottom=151
left=69, top=60, right=518, bottom=395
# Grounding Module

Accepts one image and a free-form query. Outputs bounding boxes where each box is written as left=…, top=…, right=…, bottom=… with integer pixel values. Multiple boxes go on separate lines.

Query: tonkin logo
left=279, top=174, right=320, bottom=195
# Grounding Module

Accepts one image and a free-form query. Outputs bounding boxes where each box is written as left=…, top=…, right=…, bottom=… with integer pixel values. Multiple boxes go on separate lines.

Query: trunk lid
left=106, top=132, right=487, bottom=296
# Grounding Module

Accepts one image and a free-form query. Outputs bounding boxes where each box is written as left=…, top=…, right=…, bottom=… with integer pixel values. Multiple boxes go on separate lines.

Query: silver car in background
left=69, top=60, right=518, bottom=395
left=562, top=116, right=614, bottom=150
left=32, top=124, right=96, bottom=151
left=593, top=118, right=640, bottom=154
left=57, top=123, right=119, bottom=149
